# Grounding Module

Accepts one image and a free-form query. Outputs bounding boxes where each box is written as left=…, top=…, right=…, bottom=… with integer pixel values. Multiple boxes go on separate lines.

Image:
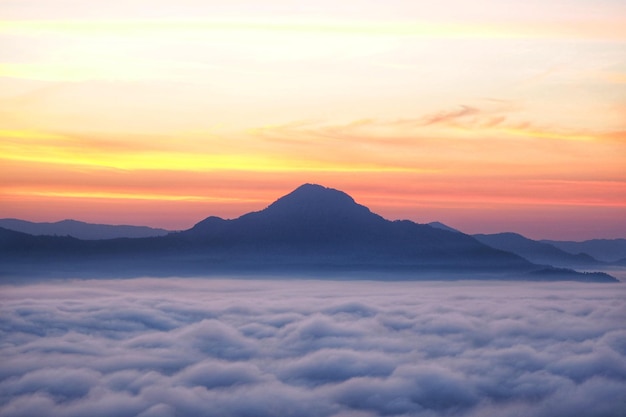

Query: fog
left=1, top=278, right=625, bottom=416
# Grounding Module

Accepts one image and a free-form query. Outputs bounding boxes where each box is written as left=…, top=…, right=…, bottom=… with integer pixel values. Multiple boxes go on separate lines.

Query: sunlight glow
left=1, top=0, right=625, bottom=239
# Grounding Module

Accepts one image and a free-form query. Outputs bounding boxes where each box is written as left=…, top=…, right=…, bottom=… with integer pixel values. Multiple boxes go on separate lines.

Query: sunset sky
left=1, top=0, right=625, bottom=240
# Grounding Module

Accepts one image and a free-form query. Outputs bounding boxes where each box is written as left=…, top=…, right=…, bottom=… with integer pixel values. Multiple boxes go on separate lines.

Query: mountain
left=473, top=232, right=602, bottom=268
left=177, top=184, right=531, bottom=271
left=0, top=226, right=83, bottom=251
left=0, top=184, right=617, bottom=282
left=541, top=238, right=626, bottom=263
left=427, top=221, right=462, bottom=234
left=0, top=218, right=170, bottom=240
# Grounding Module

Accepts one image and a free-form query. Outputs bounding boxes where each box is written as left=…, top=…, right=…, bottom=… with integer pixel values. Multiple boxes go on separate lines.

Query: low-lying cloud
left=1, top=278, right=625, bottom=417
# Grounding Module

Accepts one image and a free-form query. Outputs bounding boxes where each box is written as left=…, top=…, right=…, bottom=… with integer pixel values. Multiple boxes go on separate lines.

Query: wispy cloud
left=248, top=104, right=619, bottom=145
left=420, top=105, right=480, bottom=126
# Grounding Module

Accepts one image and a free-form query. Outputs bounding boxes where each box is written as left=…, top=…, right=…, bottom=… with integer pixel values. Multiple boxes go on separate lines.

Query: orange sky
left=1, top=0, right=625, bottom=240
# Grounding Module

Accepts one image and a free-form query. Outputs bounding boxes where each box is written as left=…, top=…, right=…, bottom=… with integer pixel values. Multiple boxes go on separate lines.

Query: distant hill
left=614, top=258, right=626, bottom=266
left=0, top=184, right=617, bottom=282
left=0, top=218, right=170, bottom=240
left=474, top=232, right=602, bottom=268
left=542, top=238, right=626, bottom=263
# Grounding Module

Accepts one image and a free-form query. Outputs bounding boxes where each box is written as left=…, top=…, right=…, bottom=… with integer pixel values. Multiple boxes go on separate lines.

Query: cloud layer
left=1, top=278, right=625, bottom=416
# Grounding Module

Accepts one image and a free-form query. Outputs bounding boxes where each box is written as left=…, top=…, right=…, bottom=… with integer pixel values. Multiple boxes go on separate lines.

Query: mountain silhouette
left=474, top=232, right=602, bottom=268
left=177, top=184, right=533, bottom=270
left=0, top=218, right=170, bottom=240
left=186, top=184, right=388, bottom=244
left=0, top=184, right=617, bottom=282
left=541, top=238, right=626, bottom=263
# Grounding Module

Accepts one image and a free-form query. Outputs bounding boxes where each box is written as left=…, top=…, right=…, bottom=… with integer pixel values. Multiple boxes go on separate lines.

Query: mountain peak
left=282, top=183, right=355, bottom=203
left=261, top=184, right=369, bottom=218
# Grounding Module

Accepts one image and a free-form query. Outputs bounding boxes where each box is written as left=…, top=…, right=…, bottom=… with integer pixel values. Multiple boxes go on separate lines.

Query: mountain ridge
left=541, top=238, right=626, bottom=263
left=0, top=184, right=618, bottom=282
left=0, top=218, right=170, bottom=240
left=474, top=232, right=603, bottom=268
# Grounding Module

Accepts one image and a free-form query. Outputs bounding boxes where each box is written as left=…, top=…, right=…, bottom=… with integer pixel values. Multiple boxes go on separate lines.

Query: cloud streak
left=1, top=278, right=625, bottom=417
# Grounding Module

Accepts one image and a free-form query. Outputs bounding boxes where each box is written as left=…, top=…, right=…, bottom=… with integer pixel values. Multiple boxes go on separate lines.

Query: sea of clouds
left=1, top=278, right=625, bottom=417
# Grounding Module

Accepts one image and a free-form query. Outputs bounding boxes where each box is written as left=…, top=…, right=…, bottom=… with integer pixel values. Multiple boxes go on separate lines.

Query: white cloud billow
left=0, top=278, right=625, bottom=416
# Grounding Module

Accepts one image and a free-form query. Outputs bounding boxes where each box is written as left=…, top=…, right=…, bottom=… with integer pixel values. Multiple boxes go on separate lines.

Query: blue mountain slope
left=427, top=222, right=462, bottom=234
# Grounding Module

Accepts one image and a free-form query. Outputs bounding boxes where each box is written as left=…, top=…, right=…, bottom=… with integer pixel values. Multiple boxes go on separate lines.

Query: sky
left=1, top=279, right=625, bottom=417
left=1, top=0, right=625, bottom=240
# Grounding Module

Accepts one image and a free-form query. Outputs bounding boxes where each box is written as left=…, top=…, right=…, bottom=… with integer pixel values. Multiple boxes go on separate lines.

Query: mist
left=1, top=278, right=625, bottom=417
